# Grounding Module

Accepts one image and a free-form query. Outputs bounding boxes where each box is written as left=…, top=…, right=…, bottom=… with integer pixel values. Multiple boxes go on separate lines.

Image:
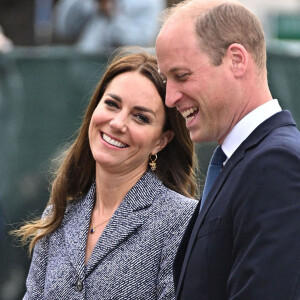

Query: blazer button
left=75, top=279, right=83, bottom=291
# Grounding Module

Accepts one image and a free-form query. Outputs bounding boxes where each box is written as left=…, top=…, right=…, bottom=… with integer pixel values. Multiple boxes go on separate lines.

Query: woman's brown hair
left=13, top=48, right=198, bottom=254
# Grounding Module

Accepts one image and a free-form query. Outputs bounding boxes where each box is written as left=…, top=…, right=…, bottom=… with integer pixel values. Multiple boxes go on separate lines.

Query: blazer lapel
left=174, top=200, right=200, bottom=288
left=176, top=110, right=296, bottom=297
left=85, top=171, right=165, bottom=275
left=62, top=183, right=96, bottom=278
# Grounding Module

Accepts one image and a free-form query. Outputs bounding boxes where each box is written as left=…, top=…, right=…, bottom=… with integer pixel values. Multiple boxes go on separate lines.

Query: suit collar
left=175, top=110, right=296, bottom=298
left=62, top=171, right=165, bottom=277
left=238, top=110, right=295, bottom=150
left=204, top=111, right=295, bottom=219
left=223, top=99, right=282, bottom=159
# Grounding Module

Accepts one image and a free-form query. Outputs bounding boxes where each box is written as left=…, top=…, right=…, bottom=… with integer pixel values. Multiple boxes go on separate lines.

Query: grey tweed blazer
left=24, top=171, right=197, bottom=300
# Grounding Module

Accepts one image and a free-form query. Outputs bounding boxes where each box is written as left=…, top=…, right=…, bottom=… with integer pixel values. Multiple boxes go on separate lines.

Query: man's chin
left=189, top=130, right=213, bottom=144
left=189, top=130, right=203, bottom=143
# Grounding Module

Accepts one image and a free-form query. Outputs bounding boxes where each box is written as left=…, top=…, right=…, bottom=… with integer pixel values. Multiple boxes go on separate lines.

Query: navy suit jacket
left=174, top=110, right=300, bottom=299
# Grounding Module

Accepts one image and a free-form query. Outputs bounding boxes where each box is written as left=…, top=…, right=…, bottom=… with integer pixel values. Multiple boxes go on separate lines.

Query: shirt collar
left=222, top=99, right=282, bottom=161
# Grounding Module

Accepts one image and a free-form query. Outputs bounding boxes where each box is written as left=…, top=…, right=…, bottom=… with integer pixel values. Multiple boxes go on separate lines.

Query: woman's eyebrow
left=134, top=106, right=156, bottom=117
left=107, top=93, right=122, bottom=102
left=107, top=93, right=156, bottom=116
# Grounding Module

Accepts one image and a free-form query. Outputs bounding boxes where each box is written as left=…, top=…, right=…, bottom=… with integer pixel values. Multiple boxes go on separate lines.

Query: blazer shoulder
left=154, top=187, right=198, bottom=225
left=161, top=187, right=197, bottom=206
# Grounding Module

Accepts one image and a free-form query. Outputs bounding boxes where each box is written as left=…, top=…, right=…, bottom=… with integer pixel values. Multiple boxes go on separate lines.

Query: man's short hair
left=163, top=0, right=266, bottom=72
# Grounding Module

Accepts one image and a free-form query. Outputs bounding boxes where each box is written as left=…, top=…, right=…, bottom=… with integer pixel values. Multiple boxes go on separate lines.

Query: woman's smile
left=101, top=132, right=128, bottom=149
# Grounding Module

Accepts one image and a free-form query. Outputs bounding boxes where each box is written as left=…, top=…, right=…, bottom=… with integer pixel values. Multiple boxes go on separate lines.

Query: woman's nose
left=109, top=113, right=128, bottom=133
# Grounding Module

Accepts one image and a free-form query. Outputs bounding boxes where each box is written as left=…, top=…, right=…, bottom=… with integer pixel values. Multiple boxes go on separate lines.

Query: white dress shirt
left=222, top=99, right=282, bottom=162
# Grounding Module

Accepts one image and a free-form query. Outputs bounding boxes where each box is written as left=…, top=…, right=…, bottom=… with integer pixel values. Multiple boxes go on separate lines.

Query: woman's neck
left=93, top=166, right=147, bottom=216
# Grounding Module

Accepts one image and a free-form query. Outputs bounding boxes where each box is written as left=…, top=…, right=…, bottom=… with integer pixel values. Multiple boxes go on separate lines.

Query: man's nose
left=165, top=81, right=183, bottom=108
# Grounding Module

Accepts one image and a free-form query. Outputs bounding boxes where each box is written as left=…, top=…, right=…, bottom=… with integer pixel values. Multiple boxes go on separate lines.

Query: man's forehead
left=160, top=15, right=195, bottom=36
left=157, top=43, right=209, bottom=77
left=157, top=29, right=199, bottom=62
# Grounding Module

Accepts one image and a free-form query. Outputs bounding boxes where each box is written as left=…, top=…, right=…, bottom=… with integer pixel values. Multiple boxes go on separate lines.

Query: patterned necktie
left=200, top=146, right=227, bottom=211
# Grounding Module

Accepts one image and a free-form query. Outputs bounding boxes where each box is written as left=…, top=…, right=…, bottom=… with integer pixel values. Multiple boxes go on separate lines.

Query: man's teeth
left=186, top=115, right=195, bottom=122
left=102, top=134, right=127, bottom=148
left=181, top=107, right=198, bottom=120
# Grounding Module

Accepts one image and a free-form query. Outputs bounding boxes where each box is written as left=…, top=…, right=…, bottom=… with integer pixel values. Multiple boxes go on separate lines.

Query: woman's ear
left=227, top=43, right=248, bottom=78
left=153, top=130, right=174, bottom=154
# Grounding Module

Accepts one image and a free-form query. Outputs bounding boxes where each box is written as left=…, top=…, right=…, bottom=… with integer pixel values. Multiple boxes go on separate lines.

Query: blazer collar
left=203, top=110, right=295, bottom=216
left=176, top=110, right=296, bottom=297
left=62, top=171, right=165, bottom=277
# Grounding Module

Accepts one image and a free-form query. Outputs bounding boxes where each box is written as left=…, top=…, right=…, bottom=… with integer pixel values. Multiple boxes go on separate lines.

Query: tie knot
left=211, top=146, right=227, bottom=166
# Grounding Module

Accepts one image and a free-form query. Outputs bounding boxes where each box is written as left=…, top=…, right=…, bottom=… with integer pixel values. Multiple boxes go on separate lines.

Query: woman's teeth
left=102, top=133, right=127, bottom=148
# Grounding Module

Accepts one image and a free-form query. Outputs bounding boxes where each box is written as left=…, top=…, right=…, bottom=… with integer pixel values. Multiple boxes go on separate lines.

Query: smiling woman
left=13, top=48, right=198, bottom=299
left=88, top=71, right=172, bottom=176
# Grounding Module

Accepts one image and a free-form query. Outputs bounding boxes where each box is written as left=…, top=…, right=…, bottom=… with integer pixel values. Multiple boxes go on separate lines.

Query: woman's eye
left=104, top=100, right=119, bottom=108
left=135, top=114, right=150, bottom=124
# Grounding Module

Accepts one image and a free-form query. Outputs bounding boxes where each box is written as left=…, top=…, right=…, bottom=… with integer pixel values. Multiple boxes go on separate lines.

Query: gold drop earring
left=149, top=153, right=158, bottom=171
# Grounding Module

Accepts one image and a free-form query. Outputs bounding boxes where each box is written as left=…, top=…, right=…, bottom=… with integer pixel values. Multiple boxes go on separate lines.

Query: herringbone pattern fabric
left=23, top=172, right=197, bottom=300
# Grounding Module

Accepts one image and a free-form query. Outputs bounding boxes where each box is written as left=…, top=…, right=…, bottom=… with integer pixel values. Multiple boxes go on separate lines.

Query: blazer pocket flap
left=196, top=216, right=222, bottom=239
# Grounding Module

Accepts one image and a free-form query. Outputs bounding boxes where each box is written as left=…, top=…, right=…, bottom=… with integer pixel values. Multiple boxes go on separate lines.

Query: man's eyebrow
left=134, top=106, right=156, bottom=117
left=159, top=67, right=188, bottom=76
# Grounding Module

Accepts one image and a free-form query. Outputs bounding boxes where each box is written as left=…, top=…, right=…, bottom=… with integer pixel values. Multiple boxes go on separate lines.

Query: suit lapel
left=175, top=151, right=242, bottom=298
left=176, top=110, right=296, bottom=298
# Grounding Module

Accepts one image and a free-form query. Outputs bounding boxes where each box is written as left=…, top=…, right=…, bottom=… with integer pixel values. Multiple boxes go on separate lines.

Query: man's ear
left=153, top=130, right=174, bottom=154
left=227, top=43, right=248, bottom=78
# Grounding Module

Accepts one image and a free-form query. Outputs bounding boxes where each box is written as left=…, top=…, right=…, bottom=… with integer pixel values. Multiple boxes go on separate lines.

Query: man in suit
left=156, top=0, right=300, bottom=299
